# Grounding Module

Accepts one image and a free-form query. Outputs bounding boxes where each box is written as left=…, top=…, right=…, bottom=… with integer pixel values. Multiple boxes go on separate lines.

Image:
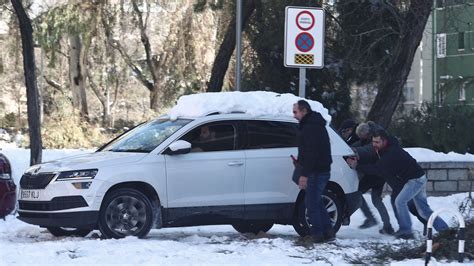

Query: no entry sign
left=284, top=7, right=325, bottom=68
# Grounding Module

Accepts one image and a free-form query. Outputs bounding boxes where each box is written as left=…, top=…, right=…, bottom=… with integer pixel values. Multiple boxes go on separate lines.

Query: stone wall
left=420, top=162, right=474, bottom=196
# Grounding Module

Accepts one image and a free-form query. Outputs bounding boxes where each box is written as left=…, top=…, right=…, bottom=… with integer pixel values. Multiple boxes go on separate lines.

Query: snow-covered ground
left=0, top=145, right=472, bottom=265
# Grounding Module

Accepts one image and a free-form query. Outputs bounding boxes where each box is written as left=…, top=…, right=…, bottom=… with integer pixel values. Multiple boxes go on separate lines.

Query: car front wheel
left=293, top=190, right=343, bottom=237
left=98, top=188, right=154, bottom=239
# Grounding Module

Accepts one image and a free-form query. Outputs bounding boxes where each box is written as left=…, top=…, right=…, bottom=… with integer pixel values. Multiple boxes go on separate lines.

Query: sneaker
left=394, top=230, right=414, bottom=240
left=379, top=225, right=395, bottom=235
left=359, top=218, right=377, bottom=229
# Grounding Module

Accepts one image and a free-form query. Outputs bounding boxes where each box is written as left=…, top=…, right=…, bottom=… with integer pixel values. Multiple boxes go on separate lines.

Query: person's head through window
left=198, top=126, right=215, bottom=142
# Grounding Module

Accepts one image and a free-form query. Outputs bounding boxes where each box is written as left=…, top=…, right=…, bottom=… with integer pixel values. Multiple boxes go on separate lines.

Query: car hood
left=33, top=152, right=148, bottom=173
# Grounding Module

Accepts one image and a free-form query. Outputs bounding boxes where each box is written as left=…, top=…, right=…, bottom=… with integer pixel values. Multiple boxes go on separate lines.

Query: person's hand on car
left=346, top=157, right=358, bottom=169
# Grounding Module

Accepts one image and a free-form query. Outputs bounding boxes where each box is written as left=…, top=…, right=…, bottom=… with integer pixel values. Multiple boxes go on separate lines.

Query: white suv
left=18, top=113, right=361, bottom=238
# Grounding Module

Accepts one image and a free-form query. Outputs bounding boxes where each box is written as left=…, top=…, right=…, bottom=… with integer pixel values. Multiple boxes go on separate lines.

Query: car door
left=243, top=120, right=299, bottom=219
left=164, top=121, right=245, bottom=222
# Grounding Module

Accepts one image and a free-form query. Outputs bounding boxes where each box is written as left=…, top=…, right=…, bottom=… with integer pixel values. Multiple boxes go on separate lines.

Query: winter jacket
left=356, top=136, right=425, bottom=189
left=297, top=111, right=332, bottom=176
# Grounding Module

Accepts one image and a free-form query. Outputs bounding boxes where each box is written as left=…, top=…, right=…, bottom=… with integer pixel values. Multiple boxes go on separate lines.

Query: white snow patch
left=167, top=91, right=331, bottom=123
left=406, top=148, right=474, bottom=162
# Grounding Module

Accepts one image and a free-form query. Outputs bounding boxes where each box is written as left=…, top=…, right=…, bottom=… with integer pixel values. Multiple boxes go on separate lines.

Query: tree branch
left=100, top=4, right=154, bottom=91
left=131, top=0, right=158, bottom=83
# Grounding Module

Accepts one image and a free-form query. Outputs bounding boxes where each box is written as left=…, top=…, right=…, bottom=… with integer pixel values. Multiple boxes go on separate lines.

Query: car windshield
left=100, top=118, right=191, bottom=153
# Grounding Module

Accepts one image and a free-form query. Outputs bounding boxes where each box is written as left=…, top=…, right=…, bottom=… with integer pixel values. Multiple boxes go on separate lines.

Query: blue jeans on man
left=305, top=172, right=332, bottom=237
left=395, top=175, right=449, bottom=235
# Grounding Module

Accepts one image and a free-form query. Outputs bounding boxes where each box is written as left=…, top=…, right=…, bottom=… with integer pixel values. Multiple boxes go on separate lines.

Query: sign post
left=284, top=7, right=325, bottom=98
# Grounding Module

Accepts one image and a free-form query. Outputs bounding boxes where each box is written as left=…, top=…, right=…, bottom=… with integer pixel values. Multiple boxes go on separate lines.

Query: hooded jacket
left=297, top=111, right=332, bottom=176
left=356, top=136, right=425, bottom=189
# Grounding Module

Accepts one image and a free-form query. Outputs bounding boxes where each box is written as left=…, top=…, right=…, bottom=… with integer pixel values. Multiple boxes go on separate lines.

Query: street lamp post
left=236, top=0, right=242, bottom=91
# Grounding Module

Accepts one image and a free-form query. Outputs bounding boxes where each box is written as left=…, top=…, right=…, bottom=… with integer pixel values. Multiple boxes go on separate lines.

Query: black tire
left=232, top=222, right=273, bottom=234
left=46, top=227, right=92, bottom=237
left=293, top=190, right=343, bottom=237
left=98, top=188, right=154, bottom=239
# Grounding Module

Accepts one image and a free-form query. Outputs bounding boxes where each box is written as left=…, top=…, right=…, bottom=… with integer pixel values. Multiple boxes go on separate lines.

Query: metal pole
left=299, top=68, right=306, bottom=98
left=432, top=2, right=437, bottom=106
left=235, top=0, right=242, bottom=91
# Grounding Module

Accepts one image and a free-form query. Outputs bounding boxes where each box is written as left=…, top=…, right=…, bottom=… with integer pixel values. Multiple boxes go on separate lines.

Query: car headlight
left=56, top=169, right=98, bottom=181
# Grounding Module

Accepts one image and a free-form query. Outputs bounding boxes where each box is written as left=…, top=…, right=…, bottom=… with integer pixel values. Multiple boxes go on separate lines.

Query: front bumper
left=17, top=211, right=98, bottom=229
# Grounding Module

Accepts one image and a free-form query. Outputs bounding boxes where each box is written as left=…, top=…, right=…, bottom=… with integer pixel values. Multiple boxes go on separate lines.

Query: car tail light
left=0, top=155, right=12, bottom=180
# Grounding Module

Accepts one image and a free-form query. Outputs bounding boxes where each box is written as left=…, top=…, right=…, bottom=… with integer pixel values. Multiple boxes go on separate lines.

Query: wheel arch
left=100, top=181, right=162, bottom=227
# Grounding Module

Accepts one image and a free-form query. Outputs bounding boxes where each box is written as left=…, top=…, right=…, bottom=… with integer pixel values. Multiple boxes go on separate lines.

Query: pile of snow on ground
left=406, top=148, right=474, bottom=162
left=168, top=91, right=331, bottom=122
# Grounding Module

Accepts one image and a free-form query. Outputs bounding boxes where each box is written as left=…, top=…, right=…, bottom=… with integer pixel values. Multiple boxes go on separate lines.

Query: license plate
left=20, top=189, right=41, bottom=200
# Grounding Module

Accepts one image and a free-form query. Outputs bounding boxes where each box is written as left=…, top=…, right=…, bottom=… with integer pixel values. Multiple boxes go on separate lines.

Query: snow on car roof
left=167, top=91, right=331, bottom=122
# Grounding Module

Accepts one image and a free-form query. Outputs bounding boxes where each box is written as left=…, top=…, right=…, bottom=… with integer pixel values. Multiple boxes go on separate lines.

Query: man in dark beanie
left=338, top=119, right=359, bottom=146
left=293, top=100, right=334, bottom=243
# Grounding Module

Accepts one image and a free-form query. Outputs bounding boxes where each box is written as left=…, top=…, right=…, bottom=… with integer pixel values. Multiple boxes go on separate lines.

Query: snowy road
left=1, top=193, right=469, bottom=265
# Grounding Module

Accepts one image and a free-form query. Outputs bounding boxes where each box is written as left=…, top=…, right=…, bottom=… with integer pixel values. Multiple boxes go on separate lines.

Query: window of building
left=246, top=121, right=298, bottom=149
left=459, top=83, right=466, bottom=101
left=403, top=81, right=415, bottom=103
left=436, top=0, right=444, bottom=8
left=437, top=34, right=447, bottom=58
left=458, top=32, right=465, bottom=50
left=438, top=82, right=446, bottom=106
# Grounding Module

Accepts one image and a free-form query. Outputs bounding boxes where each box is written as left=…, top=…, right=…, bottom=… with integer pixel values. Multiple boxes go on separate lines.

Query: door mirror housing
left=165, top=140, right=191, bottom=155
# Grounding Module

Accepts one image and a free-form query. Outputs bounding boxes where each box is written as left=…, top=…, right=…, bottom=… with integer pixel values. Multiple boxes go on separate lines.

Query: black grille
left=19, top=196, right=88, bottom=211
left=20, top=173, right=56, bottom=189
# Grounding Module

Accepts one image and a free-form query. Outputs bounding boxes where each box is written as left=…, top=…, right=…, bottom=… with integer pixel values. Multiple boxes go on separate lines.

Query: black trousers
left=358, top=175, right=392, bottom=227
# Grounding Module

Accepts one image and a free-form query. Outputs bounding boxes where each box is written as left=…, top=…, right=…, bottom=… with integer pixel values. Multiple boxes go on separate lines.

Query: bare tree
left=11, top=0, right=42, bottom=165
left=366, top=0, right=433, bottom=128
left=102, top=0, right=187, bottom=111
left=207, top=0, right=257, bottom=92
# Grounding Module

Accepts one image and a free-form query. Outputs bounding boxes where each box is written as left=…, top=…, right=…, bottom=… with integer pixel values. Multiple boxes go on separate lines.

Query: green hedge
left=390, top=103, right=474, bottom=154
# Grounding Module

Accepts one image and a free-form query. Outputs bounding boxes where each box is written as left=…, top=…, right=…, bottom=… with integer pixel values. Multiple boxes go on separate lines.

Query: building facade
left=405, top=0, right=474, bottom=108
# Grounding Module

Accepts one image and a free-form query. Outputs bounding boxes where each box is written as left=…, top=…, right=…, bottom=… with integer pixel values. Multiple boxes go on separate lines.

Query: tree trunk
left=367, top=0, right=433, bottom=128
left=207, top=0, right=257, bottom=92
left=69, top=34, right=89, bottom=120
left=11, top=0, right=42, bottom=165
left=150, top=86, right=161, bottom=111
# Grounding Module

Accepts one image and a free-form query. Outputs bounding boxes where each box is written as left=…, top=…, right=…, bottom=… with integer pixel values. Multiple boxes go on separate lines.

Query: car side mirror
left=165, top=140, right=191, bottom=155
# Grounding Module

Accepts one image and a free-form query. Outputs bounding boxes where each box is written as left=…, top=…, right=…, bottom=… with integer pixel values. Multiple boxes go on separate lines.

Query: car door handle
left=227, top=161, right=244, bottom=166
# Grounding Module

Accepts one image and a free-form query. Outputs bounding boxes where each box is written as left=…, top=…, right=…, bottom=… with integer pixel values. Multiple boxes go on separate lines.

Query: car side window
left=246, top=121, right=298, bottom=149
left=181, top=123, right=236, bottom=152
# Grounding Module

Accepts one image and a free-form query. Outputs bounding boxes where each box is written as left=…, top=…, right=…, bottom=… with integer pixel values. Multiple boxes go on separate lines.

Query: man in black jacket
left=293, top=100, right=334, bottom=243
left=347, top=129, right=449, bottom=239
left=351, top=122, right=394, bottom=234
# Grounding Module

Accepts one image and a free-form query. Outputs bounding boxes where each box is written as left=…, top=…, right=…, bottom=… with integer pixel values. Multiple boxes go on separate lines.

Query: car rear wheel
left=98, top=188, right=154, bottom=239
left=293, top=190, right=343, bottom=237
left=232, top=222, right=273, bottom=234
left=46, top=227, right=92, bottom=237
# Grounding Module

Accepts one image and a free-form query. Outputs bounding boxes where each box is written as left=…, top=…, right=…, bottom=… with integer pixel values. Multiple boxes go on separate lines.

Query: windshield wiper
left=110, top=149, right=150, bottom=153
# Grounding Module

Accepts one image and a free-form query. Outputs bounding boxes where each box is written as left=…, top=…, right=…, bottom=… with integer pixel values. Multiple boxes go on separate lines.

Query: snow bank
left=406, top=148, right=474, bottom=162
left=167, top=91, right=331, bottom=122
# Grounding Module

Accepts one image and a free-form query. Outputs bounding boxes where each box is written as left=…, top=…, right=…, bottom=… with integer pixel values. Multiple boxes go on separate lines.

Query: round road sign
left=296, top=11, right=315, bottom=31
left=295, top=32, right=314, bottom=52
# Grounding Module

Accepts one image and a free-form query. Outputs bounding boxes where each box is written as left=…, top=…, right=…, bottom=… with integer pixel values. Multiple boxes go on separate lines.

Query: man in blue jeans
left=347, top=129, right=449, bottom=239
left=293, top=100, right=333, bottom=243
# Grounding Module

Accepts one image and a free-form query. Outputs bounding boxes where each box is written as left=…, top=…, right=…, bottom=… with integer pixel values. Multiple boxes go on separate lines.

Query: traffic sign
left=284, top=6, right=325, bottom=68
left=295, top=32, right=314, bottom=52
